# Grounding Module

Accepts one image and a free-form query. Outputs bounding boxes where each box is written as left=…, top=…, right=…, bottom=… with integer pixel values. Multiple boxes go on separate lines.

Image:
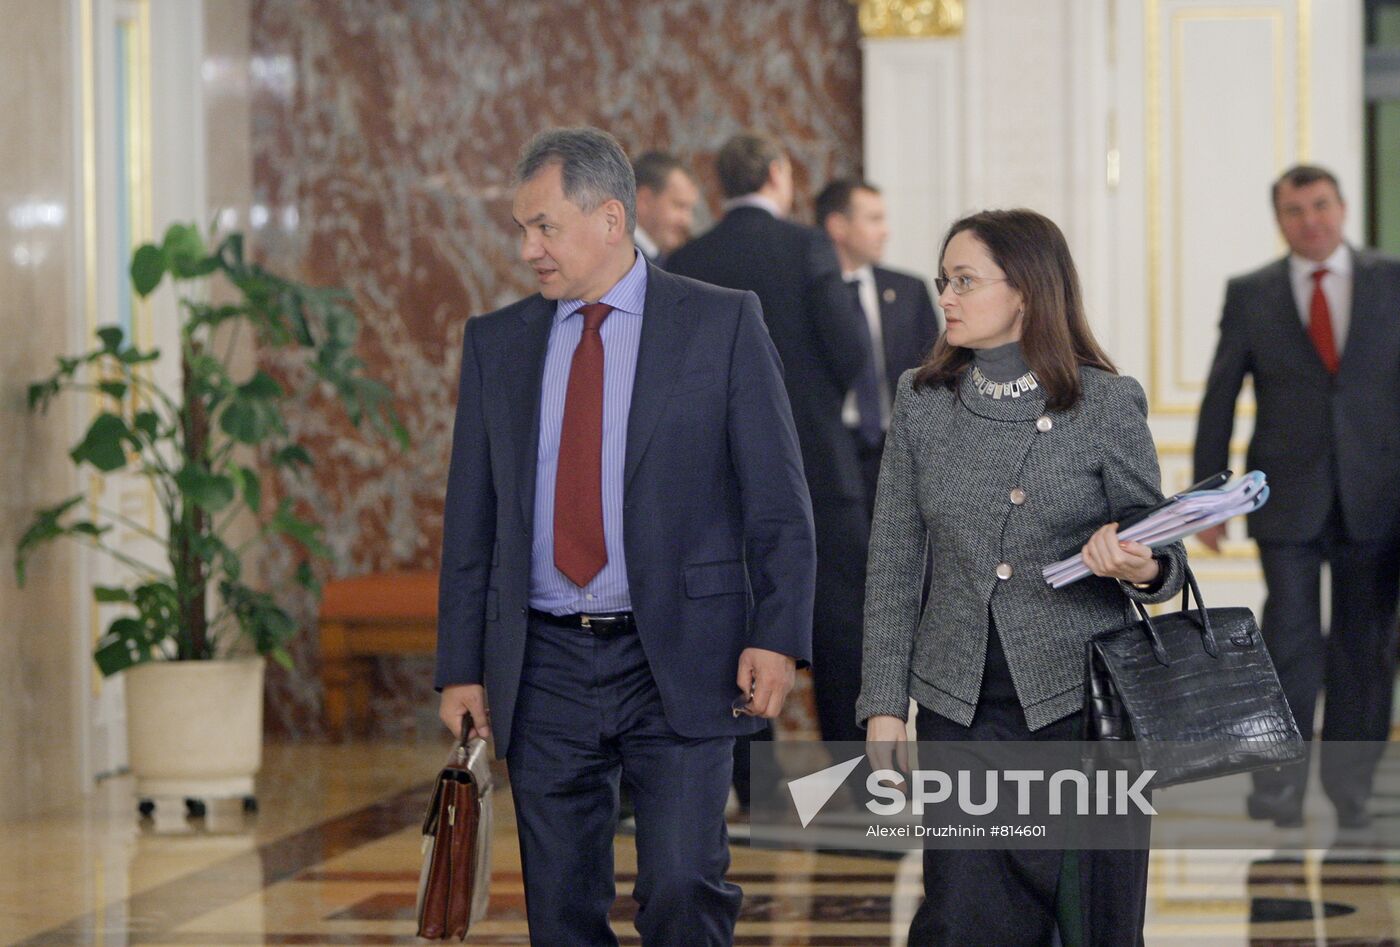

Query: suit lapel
left=624, top=265, right=693, bottom=491
left=1265, top=258, right=1332, bottom=381
left=874, top=268, right=904, bottom=387
left=1340, top=249, right=1377, bottom=378
left=507, top=296, right=555, bottom=530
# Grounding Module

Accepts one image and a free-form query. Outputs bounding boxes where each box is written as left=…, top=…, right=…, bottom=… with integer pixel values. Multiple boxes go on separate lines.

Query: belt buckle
left=580, top=614, right=593, bottom=629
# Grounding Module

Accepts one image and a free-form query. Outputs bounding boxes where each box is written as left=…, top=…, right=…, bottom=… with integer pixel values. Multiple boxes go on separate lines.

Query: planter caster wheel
left=186, top=798, right=207, bottom=819
left=138, top=799, right=155, bottom=817
left=243, top=796, right=258, bottom=813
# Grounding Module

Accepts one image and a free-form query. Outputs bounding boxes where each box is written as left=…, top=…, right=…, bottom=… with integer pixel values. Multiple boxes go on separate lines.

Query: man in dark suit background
left=667, top=133, right=872, bottom=800
left=435, top=127, right=815, bottom=943
left=1194, top=164, right=1400, bottom=829
left=815, top=178, right=941, bottom=515
left=631, top=150, right=699, bottom=264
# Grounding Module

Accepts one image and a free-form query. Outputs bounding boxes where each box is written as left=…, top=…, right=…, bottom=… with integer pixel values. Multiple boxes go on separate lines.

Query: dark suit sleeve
left=727, top=291, right=817, bottom=664
left=435, top=316, right=496, bottom=689
left=914, top=278, right=941, bottom=353
left=1193, top=279, right=1252, bottom=484
left=804, top=230, right=872, bottom=388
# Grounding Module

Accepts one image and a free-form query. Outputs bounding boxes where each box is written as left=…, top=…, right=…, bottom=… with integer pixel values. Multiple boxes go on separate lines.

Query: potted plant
left=15, top=222, right=404, bottom=818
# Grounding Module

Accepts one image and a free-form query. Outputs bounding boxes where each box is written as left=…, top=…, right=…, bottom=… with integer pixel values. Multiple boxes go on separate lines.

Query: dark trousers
left=908, top=625, right=1149, bottom=947
left=1254, top=520, right=1400, bottom=810
left=507, top=614, right=741, bottom=945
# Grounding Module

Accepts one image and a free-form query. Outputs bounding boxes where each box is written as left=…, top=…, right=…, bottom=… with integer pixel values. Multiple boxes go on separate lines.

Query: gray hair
left=516, top=127, right=636, bottom=234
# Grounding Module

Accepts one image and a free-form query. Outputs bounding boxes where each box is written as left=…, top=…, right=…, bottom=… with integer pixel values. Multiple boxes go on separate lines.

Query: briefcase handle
left=1125, top=564, right=1219, bottom=666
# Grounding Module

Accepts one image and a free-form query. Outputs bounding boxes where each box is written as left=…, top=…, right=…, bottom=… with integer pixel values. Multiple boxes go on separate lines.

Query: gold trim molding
left=856, top=0, right=965, bottom=38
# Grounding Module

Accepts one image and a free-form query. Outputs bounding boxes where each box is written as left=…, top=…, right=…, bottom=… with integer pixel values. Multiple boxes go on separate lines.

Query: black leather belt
left=529, top=609, right=636, bottom=638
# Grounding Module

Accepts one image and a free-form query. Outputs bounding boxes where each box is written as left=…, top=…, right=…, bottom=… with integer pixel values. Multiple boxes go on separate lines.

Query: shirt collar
left=634, top=226, right=659, bottom=261
left=554, top=250, right=649, bottom=325
left=842, top=263, right=875, bottom=286
left=722, top=194, right=783, bottom=218
left=1289, top=243, right=1351, bottom=280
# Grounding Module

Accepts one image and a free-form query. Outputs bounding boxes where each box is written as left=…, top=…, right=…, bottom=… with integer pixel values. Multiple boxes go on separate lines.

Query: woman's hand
left=865, top=714, right=910, bottom=777
left=1081, top=522, right=1160, bottom=585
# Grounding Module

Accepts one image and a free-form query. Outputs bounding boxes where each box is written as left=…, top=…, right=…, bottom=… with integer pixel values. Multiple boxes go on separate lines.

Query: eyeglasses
left=935, top=274, right=1008, bottom=296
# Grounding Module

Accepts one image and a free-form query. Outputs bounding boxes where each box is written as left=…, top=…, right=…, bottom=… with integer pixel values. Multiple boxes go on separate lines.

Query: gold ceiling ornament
left=855, top=0, right=965, bottom=39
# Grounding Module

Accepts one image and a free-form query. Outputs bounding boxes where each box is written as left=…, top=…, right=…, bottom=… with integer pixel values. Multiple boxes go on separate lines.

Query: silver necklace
left=970, top=365, right=1039, bottom=400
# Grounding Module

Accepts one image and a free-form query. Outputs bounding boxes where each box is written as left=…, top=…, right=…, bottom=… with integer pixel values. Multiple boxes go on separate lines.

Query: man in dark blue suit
left=815, top=178, right=941, bottom=516
left=435, top=127, right=816, bottom=945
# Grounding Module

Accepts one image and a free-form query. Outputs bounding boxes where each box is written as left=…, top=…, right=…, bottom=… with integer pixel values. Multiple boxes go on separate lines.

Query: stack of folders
left=1042, top=470, right=1269, bottom=589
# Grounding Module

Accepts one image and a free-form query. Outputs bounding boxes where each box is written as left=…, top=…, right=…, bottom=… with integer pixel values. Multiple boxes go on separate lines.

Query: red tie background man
left=1194, top=164, right=1400, bottom=830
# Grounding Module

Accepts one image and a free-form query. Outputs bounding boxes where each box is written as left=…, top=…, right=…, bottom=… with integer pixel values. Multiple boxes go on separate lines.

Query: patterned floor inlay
left=6, top=742, right=1400, bottom=944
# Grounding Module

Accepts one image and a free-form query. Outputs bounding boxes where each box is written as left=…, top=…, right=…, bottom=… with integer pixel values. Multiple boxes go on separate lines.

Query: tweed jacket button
left=1035, top=416, right=1053, bottom=432
left=996, top=563, right=1013, bottom=580
left=1009, top=488, right=1026, bottom=505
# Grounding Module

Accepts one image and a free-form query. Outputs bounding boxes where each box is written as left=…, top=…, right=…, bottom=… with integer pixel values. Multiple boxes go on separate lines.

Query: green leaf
left=273, top=444, right=313, bottom=470
left=235, top=465, right=262, bottom=513
left=295, top=559, right=320, bottom=596
left=118, top=346, right=160, bottom=364
left=14, top=495, right=86, bottom=584
left=96, top=326, right=124, bottom=351
left=216, top=232, right=244, bottom=270
left=130, top=244, right=165, bottom=297
left=174, top=466, right=236, bottom=512
left=70, top=413, right=133, bottom=472
left=219, top=397, right=282, bottom=444
left=28, top=378, right=60, bottom=412
left=93, top=617, right=151, bottom=677
left=271, top=648, right=294, bottom=670
left=238, top=371, right=283, bottom=400
left=270, top=501, right=330, bottom=558
left=97, top=380, right=127, bottom=401
left=162, top=223, right=211, bottom=278
left=132, top=410, right=160, bottom=440
left=93, top=585, right=132, bottom=603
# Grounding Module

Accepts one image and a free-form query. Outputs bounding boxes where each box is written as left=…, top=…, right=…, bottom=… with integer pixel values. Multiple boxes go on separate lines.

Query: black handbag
left=1084, top=565, right=1304, bottom=787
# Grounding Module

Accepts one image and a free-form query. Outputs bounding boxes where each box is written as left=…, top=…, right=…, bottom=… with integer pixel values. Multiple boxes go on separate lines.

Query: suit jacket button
left=996, top=563, right=1013, bottom=580
left=1035, top=416, right=1053, bottom=432
left=1009, top=488, right=1027, bottom=505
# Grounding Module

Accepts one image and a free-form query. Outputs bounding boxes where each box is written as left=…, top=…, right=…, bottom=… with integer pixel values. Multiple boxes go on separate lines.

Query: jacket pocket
left=684, top=560, right=746, bottom=598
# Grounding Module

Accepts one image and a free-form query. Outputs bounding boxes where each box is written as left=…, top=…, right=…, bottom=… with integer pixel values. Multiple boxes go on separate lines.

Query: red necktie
left=1308, top=267, right=1339, bottom=375
left=554, top=303, right=612, bottom=587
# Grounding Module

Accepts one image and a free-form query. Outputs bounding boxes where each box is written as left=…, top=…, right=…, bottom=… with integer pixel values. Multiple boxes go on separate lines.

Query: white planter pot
left=125, top=656, right=265, bottom=799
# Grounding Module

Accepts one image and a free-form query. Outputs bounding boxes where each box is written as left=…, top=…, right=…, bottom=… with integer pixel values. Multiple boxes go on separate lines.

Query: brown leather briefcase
left=416, top=712, right=493, bottom=939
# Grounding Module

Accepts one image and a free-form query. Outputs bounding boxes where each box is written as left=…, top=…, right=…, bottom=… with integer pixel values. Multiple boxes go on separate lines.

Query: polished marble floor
left=3, top=742, right=1398, bottom=945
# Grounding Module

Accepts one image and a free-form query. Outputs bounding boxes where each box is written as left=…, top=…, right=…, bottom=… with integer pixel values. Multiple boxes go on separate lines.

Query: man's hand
left=734, top=647, right=797, bottom=719
left=1196, top=522, right=1228, bottom=553
left=439, top=684, right=490, bottom=742
left=865, top=714, right=910, bottom=777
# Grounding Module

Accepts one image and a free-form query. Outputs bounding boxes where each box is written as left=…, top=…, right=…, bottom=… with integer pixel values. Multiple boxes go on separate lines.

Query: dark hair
left=632, top=151, right=689, bottom=193
left=516, top=127, right=636, bottom=232
left=1271, top=164, right=1343, bottom=209
left=814, top=179, right=880, bottom=227
left=914, top=209, right=1116, bottom=411
left=715, top=132, right=785, bottom=199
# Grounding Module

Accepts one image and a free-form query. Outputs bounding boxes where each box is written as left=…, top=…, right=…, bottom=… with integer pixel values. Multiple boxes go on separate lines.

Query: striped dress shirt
left=529, top=250, right=648, bottom=614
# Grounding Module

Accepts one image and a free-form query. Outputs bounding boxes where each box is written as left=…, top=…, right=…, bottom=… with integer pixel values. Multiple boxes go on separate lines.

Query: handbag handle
left=1127, top=563, right=1219, bottom=665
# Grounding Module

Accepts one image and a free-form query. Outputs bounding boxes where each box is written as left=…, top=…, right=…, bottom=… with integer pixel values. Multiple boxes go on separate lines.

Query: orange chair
left=319, top=571, right=438, bottom=738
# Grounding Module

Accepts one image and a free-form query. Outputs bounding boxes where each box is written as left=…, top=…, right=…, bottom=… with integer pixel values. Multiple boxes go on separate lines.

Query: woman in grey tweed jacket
left=859, top=209, right=1186, bottom=946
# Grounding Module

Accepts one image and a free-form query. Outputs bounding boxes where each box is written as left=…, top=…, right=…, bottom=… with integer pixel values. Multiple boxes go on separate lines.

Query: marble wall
left=0, top=0, right=86, bottom=818
left=249, top=0, right=863, bottom=737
